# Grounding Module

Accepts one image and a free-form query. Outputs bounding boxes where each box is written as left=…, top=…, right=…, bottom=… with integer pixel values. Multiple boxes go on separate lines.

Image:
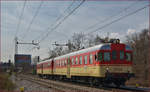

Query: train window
left=48, top=63, right=50, bottom=66
left=59, top=61, right=61, bottom=67
left=63, top=60, right=65, bottom=66
left=72, top=58, right=74, bottom=65
left=112, top=51, right=117, bottom=60
left=59, top=61, right=60, bottom=66
left=65, top=60, right=67, bottom=66
left=90, top=54, right=93, bottom=64
left=62, top=61, right=64, bottom=66
left=120, top=51, right=124, bottom=60
left=98, top=52, right=103, bottom=61
left=104, top=52, right=110, bottom=61
left=76, top=57, right=78, bottom=65
left=126, top=53, right=131, bottom=61
left=61, top=61, right=63, bottom=66
left=84, top=55, right=88, bottom=64
left=100, top=45, right=111, bottom=50
left=125, top=45, right=132, bottom=51
left=79, top=56, right=82, bottom=64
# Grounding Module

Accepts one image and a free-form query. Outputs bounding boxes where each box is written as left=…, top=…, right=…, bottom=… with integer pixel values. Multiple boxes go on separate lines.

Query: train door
left=51, top=60, right=54, bottom=74
left=41, top=64, right=43, bottom=74
left=67, top=57, right=71, bottom=78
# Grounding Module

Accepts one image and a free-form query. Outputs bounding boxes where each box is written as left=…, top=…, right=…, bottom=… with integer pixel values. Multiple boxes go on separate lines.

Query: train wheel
left=98, top=83, right=104, bottom=88
left=114, top=82, right=121, bottom=87
left=121, top=82, right=125, bottom=86
left=90, top=78, right=98, bottom=86
left=89, top=78, right=94, bottom=86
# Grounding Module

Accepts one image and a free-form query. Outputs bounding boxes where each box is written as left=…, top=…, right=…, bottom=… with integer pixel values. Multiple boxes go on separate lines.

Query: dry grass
left=126, top=78, right=150, bottom=87
left=0, top=72, right=16, bottom=91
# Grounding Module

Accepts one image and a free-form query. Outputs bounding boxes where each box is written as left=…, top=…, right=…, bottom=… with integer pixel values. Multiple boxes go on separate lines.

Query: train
left=37, top=39, right=134, bottom=87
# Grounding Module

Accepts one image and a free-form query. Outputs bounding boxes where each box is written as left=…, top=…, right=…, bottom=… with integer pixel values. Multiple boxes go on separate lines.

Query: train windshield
left=112, top=51, right=117, bottom=60
left=120, top=51, right=124, bottom=60
left=104, top=52, right=110, bottom=61
left=126, top=53, right=131, bottom=61
left=98, top=52, right=103, bottom=61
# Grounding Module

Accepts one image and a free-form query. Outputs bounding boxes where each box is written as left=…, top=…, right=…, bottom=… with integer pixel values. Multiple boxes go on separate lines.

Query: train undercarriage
left=38, top=72, right=134, bottom=87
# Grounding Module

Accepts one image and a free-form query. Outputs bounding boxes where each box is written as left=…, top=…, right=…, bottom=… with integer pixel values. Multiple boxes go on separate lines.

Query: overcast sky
left=1, top=1, right=149, bottom=62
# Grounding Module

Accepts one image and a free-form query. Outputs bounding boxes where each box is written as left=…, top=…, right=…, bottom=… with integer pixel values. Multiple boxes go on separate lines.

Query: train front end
left=98, top=41, right=134, bottom=86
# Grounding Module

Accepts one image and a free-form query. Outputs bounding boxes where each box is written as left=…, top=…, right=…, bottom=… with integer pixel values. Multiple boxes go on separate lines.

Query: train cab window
left=89, top=54, right=93, bottom=64
left=72, top=58, right=74, bottom=65
left=112, top=51, right=117, bottom=60
left=98, top=52, right=103, bottom=61
left=84, top=55, right=88, bottom=64
left=76, top=57, right=78, bottom=65
left=79, top=56, right=82, bottom=64
left=104, top=52, right=110, bottom=61
left=126, top=53, right=131, bottom=61
left=120, top=51, right=124, bottom=60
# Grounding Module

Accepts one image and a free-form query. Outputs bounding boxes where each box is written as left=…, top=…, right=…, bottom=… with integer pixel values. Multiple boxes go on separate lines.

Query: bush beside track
left=0, top=72, right=16, bottom=91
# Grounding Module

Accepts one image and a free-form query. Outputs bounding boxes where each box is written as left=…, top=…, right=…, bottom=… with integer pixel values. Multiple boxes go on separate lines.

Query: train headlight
left=106, top=67, right=109, bottom=70
left=106, top=67, right=109, bottom=73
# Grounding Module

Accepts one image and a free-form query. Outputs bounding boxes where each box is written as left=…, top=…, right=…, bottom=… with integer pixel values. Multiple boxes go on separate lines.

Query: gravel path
left=10, top=74, right=135, bottom=92
left=10, top=74, right=56, bottom=92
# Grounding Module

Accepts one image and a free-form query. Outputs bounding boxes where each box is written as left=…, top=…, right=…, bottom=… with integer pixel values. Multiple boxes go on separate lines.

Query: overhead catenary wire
left=55, top=4, right=149, bottom=45
left=15, top=0, right=27, bottom=37
left=30, top=2, right=148, bottom=54
left=29, top=2, right=148, bottom=60
left=21, top=1, right=44, bottom=40
left=54, top=1, right=141, bottom=43
left=86, top=5, right=149, bottom=35
left=27, top=0, right=79, bottom=52
left=64, top=0, right=76, bottom=13
left=34, top=0, right=76, bottom=40
left=36, top=0, right=85, bottom=44
left=85, top=0, right=141, bottom=32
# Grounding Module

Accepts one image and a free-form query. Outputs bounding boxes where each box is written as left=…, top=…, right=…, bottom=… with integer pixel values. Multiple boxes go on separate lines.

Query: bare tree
left=72, top=32, right=85, bottom=50
left=126, top=29, right=149, bottom=80
left=48, top=48, right=57, bottom=58
left=85, top=34, right=95, bottom=47
left=94, top=34, right=105, bottom=45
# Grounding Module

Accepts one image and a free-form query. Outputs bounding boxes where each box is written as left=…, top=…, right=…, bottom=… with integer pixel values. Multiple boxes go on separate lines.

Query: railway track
left=18, top=74, right=149, bottom=92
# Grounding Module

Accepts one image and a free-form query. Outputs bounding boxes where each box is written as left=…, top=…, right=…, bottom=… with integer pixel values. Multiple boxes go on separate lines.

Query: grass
left=126, top=78, right=150, bottom=87
left=0, top=72, right=16, bottom=91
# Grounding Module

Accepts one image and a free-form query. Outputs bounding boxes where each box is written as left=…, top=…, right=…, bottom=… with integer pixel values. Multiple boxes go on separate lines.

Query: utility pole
left=14, top=37, right=39, bottom=69
left=52, top=41, right=68, bottom=46
left=15, top=37, right=18, bottom=54
left=52, top=40, right=75, bottom=51
left=15, top=37, right=39, bottom=54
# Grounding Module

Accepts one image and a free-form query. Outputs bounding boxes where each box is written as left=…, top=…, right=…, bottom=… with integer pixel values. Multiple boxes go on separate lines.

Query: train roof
left=37, top=43, right=111, bottom=64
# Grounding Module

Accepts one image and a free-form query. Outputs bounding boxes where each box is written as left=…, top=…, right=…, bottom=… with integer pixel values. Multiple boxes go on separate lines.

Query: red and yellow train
left=37, top=41, right=134, bottom=86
